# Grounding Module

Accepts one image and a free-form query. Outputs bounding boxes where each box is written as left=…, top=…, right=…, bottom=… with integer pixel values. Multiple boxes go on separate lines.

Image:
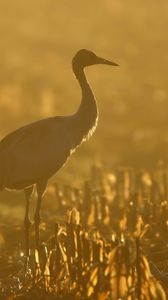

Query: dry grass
left=0, top=163, right=168, bottom=299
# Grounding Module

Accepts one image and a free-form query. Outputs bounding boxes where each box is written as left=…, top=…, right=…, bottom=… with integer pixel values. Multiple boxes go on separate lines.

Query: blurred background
left=0, top=0, right=168, bottom=219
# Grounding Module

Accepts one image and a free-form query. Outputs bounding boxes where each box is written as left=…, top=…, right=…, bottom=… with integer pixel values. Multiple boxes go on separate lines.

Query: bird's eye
left=91, top=52, right=96, bottom=58
left=89, top=52, right=96, bottom=60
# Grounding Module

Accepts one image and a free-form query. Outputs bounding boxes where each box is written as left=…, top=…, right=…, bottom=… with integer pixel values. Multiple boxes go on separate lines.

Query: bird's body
left=0, top=49, right=118, bottom=256
left=0, top=116, right=71, bottom=189
left=0, top=112, right=97, bottom=190
left=0, top=50, right=100, bottom=191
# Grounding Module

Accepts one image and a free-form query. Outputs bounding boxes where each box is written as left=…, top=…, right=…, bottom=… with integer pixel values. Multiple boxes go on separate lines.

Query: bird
left=0, top=49, right=118, bottom=258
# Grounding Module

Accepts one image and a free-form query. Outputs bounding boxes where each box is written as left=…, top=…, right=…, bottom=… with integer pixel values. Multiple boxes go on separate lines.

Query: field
left=0, top=164, right=168, bottom=299
left=0, top=0, right=168, bottom=299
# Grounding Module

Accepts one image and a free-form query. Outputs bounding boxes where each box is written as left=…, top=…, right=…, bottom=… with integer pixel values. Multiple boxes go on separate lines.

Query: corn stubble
left=1, top=163, right=168, bottom=299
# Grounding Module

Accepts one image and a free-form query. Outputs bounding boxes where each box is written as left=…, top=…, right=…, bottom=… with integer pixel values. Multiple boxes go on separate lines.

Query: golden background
left=0, top=0, right=167, bottom=217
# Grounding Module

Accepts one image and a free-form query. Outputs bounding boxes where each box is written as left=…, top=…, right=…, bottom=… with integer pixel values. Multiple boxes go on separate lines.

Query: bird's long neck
left=72, top=62, right=98, bottom=143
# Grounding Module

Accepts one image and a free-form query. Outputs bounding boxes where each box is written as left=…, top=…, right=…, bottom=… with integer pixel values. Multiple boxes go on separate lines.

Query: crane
left=0, top=49, right=118, bottom=258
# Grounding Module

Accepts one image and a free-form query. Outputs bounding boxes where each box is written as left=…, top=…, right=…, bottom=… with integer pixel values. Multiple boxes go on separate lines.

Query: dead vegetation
left=0, top=163, right=168, bottom=299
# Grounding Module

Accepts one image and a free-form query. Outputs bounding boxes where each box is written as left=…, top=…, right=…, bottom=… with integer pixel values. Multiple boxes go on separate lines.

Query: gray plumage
left=0, top=49, right=118, bottom=253
left=0, top=49, right=118, bottom=191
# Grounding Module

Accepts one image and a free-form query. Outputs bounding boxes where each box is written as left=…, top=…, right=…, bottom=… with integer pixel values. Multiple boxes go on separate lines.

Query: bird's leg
left=24, top=186, right=33, bottom=272
left=34, top=180, right=47, bottom=249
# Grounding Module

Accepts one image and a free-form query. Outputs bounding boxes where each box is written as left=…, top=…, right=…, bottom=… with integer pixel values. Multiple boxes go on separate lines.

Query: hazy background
left=0, top=0, right=168, bottom=218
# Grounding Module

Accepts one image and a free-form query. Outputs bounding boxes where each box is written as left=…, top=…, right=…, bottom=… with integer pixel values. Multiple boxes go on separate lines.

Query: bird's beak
left=96, top=56, right=119, bottom=66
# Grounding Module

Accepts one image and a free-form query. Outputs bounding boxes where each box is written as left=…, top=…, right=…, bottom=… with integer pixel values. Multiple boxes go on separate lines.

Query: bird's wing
left=0, top=116, right=73, bottom=189
left=0, top=117, right=59, bottom=152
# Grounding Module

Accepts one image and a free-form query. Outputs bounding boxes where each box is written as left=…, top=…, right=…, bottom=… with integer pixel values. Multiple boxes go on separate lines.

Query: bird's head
left=72, top=49, right=119, bottom=68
